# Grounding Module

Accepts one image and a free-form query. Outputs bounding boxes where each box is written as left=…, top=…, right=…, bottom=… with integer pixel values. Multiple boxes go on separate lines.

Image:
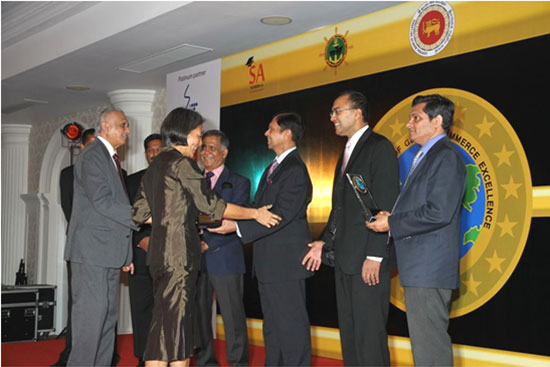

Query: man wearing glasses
left=303, top=90, right=399, bottom=366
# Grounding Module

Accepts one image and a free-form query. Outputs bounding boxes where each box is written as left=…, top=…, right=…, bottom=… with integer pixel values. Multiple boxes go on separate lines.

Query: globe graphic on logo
left=398, top=144, right=484, bottom=259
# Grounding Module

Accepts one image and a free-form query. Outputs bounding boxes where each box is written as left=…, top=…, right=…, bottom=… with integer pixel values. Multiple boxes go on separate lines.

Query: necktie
left=409, top=149, right=424, bottom=176
left=113, top=153, right=129, bottom=198
left=268, top=159, right=279, bottom=178
left=205, top=171, right=215, bottom=189
left=266, top=160, right=279, bottom=185
left=400, top=149, right=424, bottom=191
left=340, top=141, right=352, bottom=176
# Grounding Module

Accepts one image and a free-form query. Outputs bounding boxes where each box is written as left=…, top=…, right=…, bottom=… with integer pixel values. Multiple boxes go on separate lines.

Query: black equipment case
left=1, top=285, right=56, bottom=342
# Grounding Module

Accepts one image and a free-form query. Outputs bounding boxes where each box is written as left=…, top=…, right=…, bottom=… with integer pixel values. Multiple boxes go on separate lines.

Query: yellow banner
left=221, top=1, right=550, bottom=107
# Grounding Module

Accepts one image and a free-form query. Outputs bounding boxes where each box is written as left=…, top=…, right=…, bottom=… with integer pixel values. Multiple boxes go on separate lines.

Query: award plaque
left=197, top=212, right=222, bottom=229
left=345, top=173, right=380, bottom=222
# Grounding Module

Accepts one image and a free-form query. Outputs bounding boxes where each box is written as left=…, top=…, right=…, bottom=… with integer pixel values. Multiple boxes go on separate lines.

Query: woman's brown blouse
left=132, top=147, right=226, bottom=268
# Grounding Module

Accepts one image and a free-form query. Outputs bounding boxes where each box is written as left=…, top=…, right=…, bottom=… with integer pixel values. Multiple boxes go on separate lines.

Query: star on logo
left=485, top=250, right=506, bottom=273
left=476, top=116, right=496, bottom=138
left=389, top=118, right=404, bottom=138
left=463, top=273, right=482, bottom=296
left=494, top=144, right=515, bottom=167
left=497, top=214, right=518, bottom=238
left=501, top=176, right=522, bottom=199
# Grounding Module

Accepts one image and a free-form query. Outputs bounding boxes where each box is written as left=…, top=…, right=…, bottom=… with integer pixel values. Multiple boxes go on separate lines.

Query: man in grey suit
left=64, top=109, right=137, bottom=366
left=367, top=94, right=466, bottom=366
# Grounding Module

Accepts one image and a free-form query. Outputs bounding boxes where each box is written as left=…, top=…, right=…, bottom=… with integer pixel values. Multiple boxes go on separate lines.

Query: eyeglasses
left=329, top=107, right=356, bottom=117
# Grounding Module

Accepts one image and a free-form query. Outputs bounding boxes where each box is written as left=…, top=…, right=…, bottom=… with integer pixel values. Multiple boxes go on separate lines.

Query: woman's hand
left=255, top=204, right=282, bottom=228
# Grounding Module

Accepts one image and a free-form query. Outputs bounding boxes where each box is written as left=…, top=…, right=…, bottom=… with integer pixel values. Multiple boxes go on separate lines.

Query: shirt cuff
left=235, top=222, right=242, bottom=238
left=366, top=256, right=383, bottom=262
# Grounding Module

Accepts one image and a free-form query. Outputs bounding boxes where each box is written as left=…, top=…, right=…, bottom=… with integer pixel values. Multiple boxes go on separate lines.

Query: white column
left=107, top=89, right=155, bottom=334
left=2, top=124, right=32, bottom=284
left=108, top=89, right=156, bottom=175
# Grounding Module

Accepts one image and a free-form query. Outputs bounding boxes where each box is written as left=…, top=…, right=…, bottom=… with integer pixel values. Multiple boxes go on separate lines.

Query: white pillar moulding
left=108, top=89, right=156, bottom=175
left=107, top=89, right=155, bottom=335
left=1, top=124, right=32, bottom=285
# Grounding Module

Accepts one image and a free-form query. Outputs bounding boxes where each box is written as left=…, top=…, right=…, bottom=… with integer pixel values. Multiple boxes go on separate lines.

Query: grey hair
left=97, top=108, right=124, bottom=133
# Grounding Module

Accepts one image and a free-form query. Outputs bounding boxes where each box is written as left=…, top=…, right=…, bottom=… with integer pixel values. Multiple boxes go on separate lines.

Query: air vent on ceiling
left=117, top=43, right=213, bottom=73
left=2, top=98, right=48, bottom=114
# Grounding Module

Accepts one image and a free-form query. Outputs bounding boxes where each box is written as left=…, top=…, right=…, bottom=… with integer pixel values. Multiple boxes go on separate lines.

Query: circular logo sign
left=374, top=88, right=532, bottom=317
left=325, top=34, right=348, bottom=68
left=410, top=1, right=455, bottom=57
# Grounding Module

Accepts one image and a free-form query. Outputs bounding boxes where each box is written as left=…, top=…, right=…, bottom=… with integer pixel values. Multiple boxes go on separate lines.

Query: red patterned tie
left=113, top=153, right=129, bottom=198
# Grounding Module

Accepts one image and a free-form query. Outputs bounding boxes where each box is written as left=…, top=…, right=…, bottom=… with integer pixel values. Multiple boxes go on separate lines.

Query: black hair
left=412, top=94, right=455, bottom=132
left=81, top=128, right=95, bottom=145
left=337, top=90, right=369, bottom=122
left=202, top=129, right=230, bottom=150
left=160, top=108, right=204, bottom=146
left=143, top=133, right=162, bottom=151
left=274, top=112, right=305, bottom=144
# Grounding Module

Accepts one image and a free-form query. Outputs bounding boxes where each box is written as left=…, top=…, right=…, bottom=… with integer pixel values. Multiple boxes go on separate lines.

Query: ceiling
left=2, top=1, right=402, bottom=125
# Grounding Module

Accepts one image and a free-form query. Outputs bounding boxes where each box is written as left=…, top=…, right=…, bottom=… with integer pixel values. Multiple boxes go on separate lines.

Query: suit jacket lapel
left=254, top=164, right=271, bottom=202
left=345, top=128, right=371, bottom=174
left=398, top=137, right=447, bottom=200
left=255, top=150, right=297, bottom=201
left=214, top=167, right=230, bottom=195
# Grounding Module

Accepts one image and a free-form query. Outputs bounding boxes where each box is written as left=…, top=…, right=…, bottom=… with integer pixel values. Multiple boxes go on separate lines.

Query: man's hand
left=255, top=204, right=282, bottom=228
left=207, top=219, right=237, bottom=234
left=365, top=210, right=391, bottom=232
left=122, top=262, right=134, bottom=275
left=362, top=259, right=380, bottom=286
left=200, top=240, right=209, bottom=253
left=138, top=236, right=150, bottom=252
left=302, top=241, right=325, bottom=271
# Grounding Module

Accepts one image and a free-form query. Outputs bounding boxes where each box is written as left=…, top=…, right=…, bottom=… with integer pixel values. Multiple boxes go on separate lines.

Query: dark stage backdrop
left=220, top=35, right=550, bottom=356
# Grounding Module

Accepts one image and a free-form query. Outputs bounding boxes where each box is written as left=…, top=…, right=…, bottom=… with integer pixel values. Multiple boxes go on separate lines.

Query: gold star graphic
left=463, top=273, right=481, bottom=296
left=501, top=176, right=522, bottom=199
left=485, top=250, right=506, bottom=273
left=389, top=118, right=404, bottom=138
left=497, top=214, right=518, bottom=238
left=453, top=101, right=467, bottom=125
left=476, top=116, right=495, bottom=138
left=494, top=145, right=515, bottom=167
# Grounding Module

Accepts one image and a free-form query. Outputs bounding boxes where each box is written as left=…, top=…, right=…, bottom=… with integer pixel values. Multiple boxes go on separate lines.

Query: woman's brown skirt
left=143, top=264, right=198, bottom=362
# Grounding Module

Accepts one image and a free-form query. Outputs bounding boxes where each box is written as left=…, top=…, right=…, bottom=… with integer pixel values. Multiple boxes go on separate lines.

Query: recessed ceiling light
left=260, top=16, right=292, bottom=26
left=66, top=85, right=90, bottom=91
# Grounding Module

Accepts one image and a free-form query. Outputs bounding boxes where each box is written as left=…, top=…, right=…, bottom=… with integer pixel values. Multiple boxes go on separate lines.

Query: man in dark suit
left=303, top=91, right=399, bottom=366
left=195, top=130, right=250, bottom=367
left=59, top=128, right=96, bottom=224
left=367, top=94, right=466, bottom=366
left=126, top=133, right=163, bottom=367
left=211, top=112, right=313, bottom=366
left=64, top=109, right=136, bottom=366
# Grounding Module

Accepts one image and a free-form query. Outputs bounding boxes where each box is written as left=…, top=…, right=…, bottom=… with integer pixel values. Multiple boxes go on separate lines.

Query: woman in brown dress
left=132, top=108, right=280, bottom=367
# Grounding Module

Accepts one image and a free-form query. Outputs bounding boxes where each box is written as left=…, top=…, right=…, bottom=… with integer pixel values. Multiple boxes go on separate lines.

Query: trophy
left=345, top=173, right=380, bottom=223
left=197, top=212, right=222, bottom=229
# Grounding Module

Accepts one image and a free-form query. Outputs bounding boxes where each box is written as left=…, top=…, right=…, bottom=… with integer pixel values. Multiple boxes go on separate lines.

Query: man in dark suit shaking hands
left=367, top=94, right=466, bottom=366
left=303, top=91, right=399, bottom=366
left=64, top=109, right=136, bottom=366
left=211, top=112, right=313, bottom=366
left=195, top=130, right=250, bottom=367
